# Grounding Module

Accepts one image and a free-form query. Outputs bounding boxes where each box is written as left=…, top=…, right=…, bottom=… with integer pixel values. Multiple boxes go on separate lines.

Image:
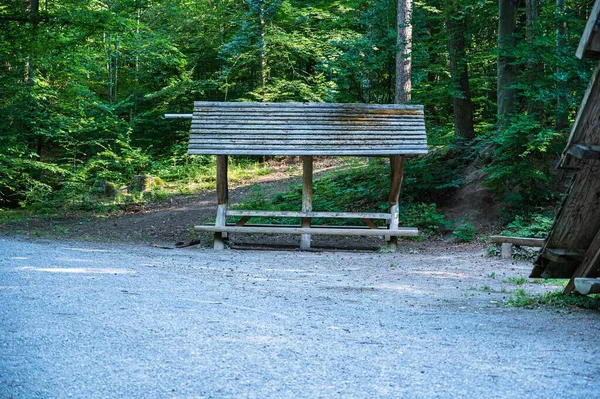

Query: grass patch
left=0, top=208, right=39, bottom=224
left=1, top=157, right=271, bottom=222
left=505, top=289, right=600, bottom=310
left=503, top=276, right=527, bottom=285
left=530, top=278, right=568, bottom=286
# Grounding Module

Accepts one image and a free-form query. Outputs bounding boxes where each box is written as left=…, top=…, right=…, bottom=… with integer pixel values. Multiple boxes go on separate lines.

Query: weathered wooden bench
left=489, top=236, right=545, bottom=259
left=166, top=101, right=428, bottom=250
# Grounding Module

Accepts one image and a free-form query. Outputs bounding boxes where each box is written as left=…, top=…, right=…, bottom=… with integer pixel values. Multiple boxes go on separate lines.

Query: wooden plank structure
left=531, top=2, right=600, bottom=294
left=489, top=236, right=545, bottom=259
left=167, top=102, right=427, bottom=250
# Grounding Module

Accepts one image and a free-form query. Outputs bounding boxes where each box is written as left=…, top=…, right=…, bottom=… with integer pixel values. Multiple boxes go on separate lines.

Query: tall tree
left=497, top=0, right=517, bottom=121
left=555, top=0, right=568, bottom=130
left=395, top=0, right=412, bottom=103
left=446, top=1, right=475, bottom=140
left=526, top=0, right=540, bottom=114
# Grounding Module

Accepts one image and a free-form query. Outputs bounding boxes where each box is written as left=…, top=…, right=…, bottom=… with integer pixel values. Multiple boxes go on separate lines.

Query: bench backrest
left=189, top=102, right=427, bottom=156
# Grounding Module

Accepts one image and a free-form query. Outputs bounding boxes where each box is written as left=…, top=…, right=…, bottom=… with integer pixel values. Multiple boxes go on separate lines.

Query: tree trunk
left=497, top=0, right=517, bottom=122
left=29, top=0, right=41, bottom=156
left=258, top=0, right=267, bottom=101
left=391, top=0, right=412, bottom=249
left=395, top=0, right=412, bottom=103
left=526, top=0, right=540, bottom=115
left=556, top=0, right=568, bottom=131
left=446, top=2, right=475, bottom=140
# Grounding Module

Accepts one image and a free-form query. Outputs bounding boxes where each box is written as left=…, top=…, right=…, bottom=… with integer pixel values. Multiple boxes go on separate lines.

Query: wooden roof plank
left=193, top=101, right=424, bottom=111
left=576, top=0, right=600, bottom=59
left=186, top=102, right=428, bottom=156
left=560, top=62, right=600, bottom=168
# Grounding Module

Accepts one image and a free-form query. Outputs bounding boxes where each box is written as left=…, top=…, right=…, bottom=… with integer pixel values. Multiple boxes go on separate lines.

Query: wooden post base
left=300, top=156, right=313, bottom=250
left=501, top=243, right=512, bottom=259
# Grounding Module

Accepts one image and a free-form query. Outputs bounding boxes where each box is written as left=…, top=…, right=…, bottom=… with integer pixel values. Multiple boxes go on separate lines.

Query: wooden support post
left=564, top=227, right=600, bottom=294
left=235, top=216, right=251, bottom=226
left=567, top=144, right=600, bottom=160
left=387, top=155, right=405, bottom=251
left=300, top=156, right=313, bottom=250
left=214, top=155, right=228, bottom=250
left=501, top=243, right=512, bottom=259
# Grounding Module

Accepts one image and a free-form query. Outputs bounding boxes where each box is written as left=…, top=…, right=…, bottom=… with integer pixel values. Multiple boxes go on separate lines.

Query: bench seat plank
left=226, top=210, right=392, bottom=220
left=194, top=225, right=419, bottom=237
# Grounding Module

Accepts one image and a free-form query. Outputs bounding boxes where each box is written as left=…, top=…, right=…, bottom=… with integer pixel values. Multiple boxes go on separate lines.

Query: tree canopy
left=0, top=0, right=595, bottom=221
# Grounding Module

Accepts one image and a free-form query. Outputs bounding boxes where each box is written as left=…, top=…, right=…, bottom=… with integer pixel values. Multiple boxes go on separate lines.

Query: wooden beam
left=489, top=236, right=545, bottom=247
left=560, top=62, right=600, bottom=168
left=194, top=225, right=419, bottom=237
left=164, top=114, right=193, bottom=119
left=567, top=144, right=600, bottom=160
left=226, top=210, right=392, bottom=220
left=362, top=219, right=379, bottom=229
left=388, top=155, right=405, bottom=207
left=235, top=216, right=251, bottom=227
left=216, top=155, right=228, bottom=205
left=565, top=226, right=600, bottom=294
left=576, top=0, right=600, bottom=59
left=300, top=156, right=313, bottom=250
left=226, top=223, right=392, bottom=230
left=214, top=155, right=228, bottom=250
left=573, top=278, right=600, bottom=295
left=388, top=155, right=405, bottom=250
left=542, top=248, right=586, bottom=263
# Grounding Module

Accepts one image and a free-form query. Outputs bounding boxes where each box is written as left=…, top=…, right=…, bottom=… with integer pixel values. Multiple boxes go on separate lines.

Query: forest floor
left=0, top=157, right=501, bottom=250
left=1, top=236, right=599, bottom=398
left=2, top=161, right=599, bottom=398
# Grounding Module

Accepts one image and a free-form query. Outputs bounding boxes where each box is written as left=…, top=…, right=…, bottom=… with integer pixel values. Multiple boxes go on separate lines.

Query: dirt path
left=1, top=158, right=395, bottom=249
left=1, top=237, right=598, bottom=398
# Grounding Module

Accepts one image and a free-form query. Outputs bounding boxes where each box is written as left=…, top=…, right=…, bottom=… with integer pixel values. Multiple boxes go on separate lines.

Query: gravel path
left=1, top=237, right=599, bottom=398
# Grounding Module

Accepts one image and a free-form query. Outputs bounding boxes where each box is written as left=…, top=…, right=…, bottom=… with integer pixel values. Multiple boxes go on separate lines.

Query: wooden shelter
left=167, top=102, right=427, bottom=250
left=530, top=1, right=600, bottom=293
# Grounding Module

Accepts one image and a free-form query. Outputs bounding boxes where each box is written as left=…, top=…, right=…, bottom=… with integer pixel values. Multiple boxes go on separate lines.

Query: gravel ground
left=1, top=236, right=599, bottom=399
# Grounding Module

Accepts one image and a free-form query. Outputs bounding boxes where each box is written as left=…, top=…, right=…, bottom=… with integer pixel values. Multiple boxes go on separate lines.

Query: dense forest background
left=0, top=0, right=596, bottom=235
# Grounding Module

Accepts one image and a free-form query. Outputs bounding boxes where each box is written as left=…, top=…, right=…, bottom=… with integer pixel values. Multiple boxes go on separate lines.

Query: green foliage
left=452, top=223, right=476, bottom=242
left=502, top=214, right=554, bottom=238
left=0, top=0, right=596, bottom=228
left=506, top=289, right=600, bottom=311
left=482, top=115, right=565, bottom=208
left=479, top=1, right=594, bottom=210
left=398, top=203, right=450, bottom=238
left=233, top=159, right=390, bottom=225
left=403, top=143, right=468, bottom=203
left=234, top=162, right=450, bottom=238
left=504, top=276, right=527, bottom=285
left=486, top=246, right=500, bottom=257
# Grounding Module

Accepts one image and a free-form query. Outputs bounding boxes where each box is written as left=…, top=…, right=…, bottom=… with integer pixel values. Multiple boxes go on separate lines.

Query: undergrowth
left=1, top=154, right=270, bottom=219
left=231, top=158, right=450, bottom=238
left=506, top=289, right=600, bottom=310
left=501, top=214, right=554, bottom=238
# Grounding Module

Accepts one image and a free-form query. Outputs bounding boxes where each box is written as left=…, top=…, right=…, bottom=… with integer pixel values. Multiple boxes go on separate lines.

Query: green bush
left=403, top=143, right=469, bottom=203
left=502, top=214, right=554, bottom=238
left=453, top=223, right=476, bottom=242
left=398, top=203, right=450, bottom=238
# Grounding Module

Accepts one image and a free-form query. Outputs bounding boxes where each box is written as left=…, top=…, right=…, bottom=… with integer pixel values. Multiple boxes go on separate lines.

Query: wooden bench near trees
left=166, top=102, right=428, bottom=250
